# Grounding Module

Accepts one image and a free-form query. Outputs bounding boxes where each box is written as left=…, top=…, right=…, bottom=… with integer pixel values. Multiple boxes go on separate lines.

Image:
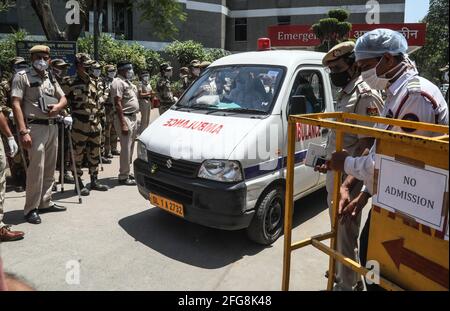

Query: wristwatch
left=19, top=129, right=31, bottom=136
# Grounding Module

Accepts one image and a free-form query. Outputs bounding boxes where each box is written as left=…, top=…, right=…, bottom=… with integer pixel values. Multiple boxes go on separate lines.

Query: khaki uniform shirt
left=111, top=75, right=139, bottom=114
left=326, top=76, right=384, bottom=157
left=11, top=67, right=64, bottom=120
left=138, top=81, right=153, bottom=105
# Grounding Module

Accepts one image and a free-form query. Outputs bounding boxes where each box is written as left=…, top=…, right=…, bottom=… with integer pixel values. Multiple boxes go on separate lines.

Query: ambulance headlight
left=137, top=141, right=148, bottom=162
left=198, top=160, right=243, bottom=182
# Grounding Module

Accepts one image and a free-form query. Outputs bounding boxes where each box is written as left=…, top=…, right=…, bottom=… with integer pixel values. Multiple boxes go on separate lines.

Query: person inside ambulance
left=325, top=28, right=449, bottom=288
left=292, top=75, right=318, bottom=113
left=229, top=70, right=268, bottom=109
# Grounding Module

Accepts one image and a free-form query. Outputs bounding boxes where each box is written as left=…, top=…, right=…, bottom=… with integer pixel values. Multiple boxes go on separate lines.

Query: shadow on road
left=118, top=187, right=327, bottom=269
left=3, top=210, right=26, bottom=225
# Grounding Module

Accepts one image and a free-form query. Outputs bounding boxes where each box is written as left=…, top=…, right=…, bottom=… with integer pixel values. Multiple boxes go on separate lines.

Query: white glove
left=63, top=116, right=73, bottom=129
left=7, top=137, right=18, bottom=157
left=174, top=97, right=179, bottom=102
left=8, top=111, right=14, bottom=121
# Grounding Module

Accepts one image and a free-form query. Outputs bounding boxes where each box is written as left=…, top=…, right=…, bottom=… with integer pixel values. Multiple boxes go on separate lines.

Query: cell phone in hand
left=313, top=156, right=327, bottom=167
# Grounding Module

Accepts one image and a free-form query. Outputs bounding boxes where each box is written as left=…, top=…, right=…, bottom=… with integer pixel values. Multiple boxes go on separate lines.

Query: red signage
left=268, top=23, right=426, bottom=48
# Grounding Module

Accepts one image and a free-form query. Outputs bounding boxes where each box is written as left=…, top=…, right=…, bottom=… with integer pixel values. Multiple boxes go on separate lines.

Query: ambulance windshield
left=176, top=65, right=285, bottom=114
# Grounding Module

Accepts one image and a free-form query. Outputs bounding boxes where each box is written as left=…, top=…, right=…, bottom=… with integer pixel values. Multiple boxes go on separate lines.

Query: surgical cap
left=355, top=28, right=408, bottom=62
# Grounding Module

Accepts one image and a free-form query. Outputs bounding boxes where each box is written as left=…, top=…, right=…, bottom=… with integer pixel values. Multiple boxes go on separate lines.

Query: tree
left=0, top=29, right=27, bottom=72
left=312, top=9, right=352, bottom=52
left=411, top=0, right=449, bottom=84
left=164, top=40, right=206, bottom=67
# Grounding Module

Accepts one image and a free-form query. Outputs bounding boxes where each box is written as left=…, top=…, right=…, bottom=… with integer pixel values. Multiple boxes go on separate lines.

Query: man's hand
left=329, top=150, right=350, bottom=172
left=314, top=163, right=330, bottom=174
left=121, top=122, right=129, bottom=136
left=48, top=104, right=63, bottom=118
left=338, top=184, right=351, bottom=217
left=7, top=137, right=18, bottom=157
left=340, top=191, right=371, bottom=222
left=21, top=133, right=32, bottom=150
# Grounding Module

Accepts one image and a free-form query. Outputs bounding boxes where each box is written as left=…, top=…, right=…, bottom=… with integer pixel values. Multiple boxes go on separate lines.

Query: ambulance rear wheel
left=247, top=186, right=284, bottom=245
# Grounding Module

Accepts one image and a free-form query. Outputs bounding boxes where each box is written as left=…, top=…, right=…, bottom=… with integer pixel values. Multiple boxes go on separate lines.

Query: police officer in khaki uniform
left=187, top=59, right=201, bottom=86
left=11, top=45, right=68, bottom=224
left=137, top=70, right=153, bottom=135
left=111, top=61, right=139, bottom=185
left=179, top=67, right=190, bottom=93
left=156, top=63, right=176, bottom=116
left=0, top=67, right=24, bottom=241
left=102, top=65, right=119, bottom=157
left=317, top=41, right=384, bottom=291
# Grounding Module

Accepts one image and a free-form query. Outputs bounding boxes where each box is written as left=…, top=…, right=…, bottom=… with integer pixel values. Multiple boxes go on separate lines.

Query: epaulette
left=406, top=76, right=422, bottom=94
left=356, top=80, right=373, bottom=97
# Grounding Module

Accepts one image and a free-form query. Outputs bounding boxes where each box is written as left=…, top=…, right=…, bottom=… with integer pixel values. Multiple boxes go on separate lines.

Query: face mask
left=142, top=75, right=150, bottom=82
left=14, top=65, right=27, bottom=73
left=33, top=59, right=48, bottom=71
left=92, top=69, right=101, bottom=78
left=361, top=58, right=406, bottom=90
left=192, top=68, right=201, bottom=76
left=126, top=70, right=134, bottom=80
left=164, top=71, right=172, bottom=78
left=330, top=70, right=352, bottom=88
left=108, top=71, right=116, bottom=79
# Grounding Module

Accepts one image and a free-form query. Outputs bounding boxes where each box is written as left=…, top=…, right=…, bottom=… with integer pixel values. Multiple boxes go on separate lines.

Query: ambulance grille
left=147, top=151, right=201, bottom=178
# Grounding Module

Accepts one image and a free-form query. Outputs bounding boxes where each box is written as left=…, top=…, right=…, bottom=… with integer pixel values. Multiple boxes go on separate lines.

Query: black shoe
left=77, top=180, right=90, bottom=196
left=112, top=150, right=120, bottom=156
left=90, top=175, right=109, bottom=191
left=63, top=173, right=75, bottom=184
left=101, top=156, right=112, bottom=164
left=38, top=204, right=67, bottom=214
left=15, top=186, right=25, bottom=192
left=129, top=174, right=135, bottom=180
left=25, top=210, right=41, bottom=224
left=119, top=178, right=136, bottom=186
left=105, top=152, right=113, bottom=159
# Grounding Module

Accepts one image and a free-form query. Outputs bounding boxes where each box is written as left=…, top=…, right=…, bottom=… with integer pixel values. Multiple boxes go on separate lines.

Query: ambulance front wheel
left=247, top=186, right=284, bottom=245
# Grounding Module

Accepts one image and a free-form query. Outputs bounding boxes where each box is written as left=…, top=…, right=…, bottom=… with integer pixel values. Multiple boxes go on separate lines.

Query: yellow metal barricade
left=282, top=112, right=449, bottom=291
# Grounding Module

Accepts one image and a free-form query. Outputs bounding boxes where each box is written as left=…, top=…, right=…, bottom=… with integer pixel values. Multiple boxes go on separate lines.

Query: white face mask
left=33, top=59, right=49, bottom=71
left=142, top=75, right=150, bottom=82
left=126, top=70, right=134, bottom=80
left=361, top=57, right=405, bottom=90
left=108, top=71, right=116, bottom=79
left=164, top=71, right=172, bottom=78
left=14, top=65, right=28, bottom=73
left=92, top=69, right=101, bottom=78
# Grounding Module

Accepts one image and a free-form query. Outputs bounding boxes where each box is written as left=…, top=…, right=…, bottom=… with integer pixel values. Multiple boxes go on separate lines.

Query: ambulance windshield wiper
left=216, top=108, right=267, bottom=115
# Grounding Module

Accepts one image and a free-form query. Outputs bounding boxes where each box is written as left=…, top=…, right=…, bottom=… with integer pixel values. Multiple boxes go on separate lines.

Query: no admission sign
left=268, top=23, right=426, bottom=49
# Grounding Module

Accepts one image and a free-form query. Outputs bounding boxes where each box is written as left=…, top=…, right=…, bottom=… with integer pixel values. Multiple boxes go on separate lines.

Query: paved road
left=1, top=109, right=369, bottom=291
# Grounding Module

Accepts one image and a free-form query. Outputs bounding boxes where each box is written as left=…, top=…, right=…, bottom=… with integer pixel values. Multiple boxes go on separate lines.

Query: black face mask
left=330, top=70, right=352, bottom=88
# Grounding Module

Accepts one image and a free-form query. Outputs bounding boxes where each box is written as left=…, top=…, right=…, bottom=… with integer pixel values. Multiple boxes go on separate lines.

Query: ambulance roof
left=210, top=50, right=326, bottom=68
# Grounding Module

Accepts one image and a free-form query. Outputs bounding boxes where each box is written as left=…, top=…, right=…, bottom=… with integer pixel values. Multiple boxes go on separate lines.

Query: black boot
left=77, top=179, right=90, bottom=196
left=90, top=174, right=109, bottom=191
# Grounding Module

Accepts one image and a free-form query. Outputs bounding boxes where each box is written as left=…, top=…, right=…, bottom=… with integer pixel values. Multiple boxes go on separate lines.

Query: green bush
left=164, top=40, right=206, bottom=67
left=328, top=9, right=350, bottom=22
left=77, top=34, right=163, bottom=74
left=204, top=48, right=232, bottom=63
left=0, top=29, right=27, bottom=72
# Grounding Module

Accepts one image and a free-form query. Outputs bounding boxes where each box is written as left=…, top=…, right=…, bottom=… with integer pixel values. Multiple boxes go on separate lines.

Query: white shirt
left=344, top=68, right=449, bottom=195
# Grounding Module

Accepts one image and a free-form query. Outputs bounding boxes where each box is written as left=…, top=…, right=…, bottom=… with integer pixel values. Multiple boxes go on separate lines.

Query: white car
left=135, top=41, right=335, bottom=245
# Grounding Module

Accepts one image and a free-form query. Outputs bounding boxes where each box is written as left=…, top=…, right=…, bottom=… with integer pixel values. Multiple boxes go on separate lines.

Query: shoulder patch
left=406, top=77, right=422, bottom=93
left=356, top=81, right=372, bottom=96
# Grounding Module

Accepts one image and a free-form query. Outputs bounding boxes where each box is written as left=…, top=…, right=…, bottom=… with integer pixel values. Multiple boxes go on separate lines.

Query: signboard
left=268, top=23, right=426, bottom=48
left=373, top=154, right=449, bottom=231
left=16, top=41, right=78, bottom=76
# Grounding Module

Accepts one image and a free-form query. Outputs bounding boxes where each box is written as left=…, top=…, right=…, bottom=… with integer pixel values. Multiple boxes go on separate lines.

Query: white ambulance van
left=134, top=40, right=336, bottom=245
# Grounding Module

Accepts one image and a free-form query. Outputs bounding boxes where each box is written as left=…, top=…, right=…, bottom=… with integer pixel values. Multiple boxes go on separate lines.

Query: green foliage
left=135, top=0, right=187, bottom=40
left=328, top=9, right=350, bottom=22
left=312, top=8, right=352, bottom=52
left=164, top=40, right=206, bottom=67
left=77, top=34, right=163, bottom=74
left=165, top=40, right=231, bottom=67
left=0, top=29, right=27, bottom=72
left=0, top=0, right=15, bottom=12
left=203, top=48, right=232, bottom=63
left=411, top=0, right=449, bottom=84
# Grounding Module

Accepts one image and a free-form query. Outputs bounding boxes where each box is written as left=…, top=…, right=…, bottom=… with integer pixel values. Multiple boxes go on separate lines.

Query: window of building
left=234, top=18, right=247, bottom=42
left=0, top=6, right=18, bottom=33
left=277, top=16, right=291, bottom=26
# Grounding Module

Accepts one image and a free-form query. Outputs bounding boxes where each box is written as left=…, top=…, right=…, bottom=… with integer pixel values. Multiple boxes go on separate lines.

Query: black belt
left=27, top=118, right=58, bottom=125
left=123, top=112, right=136, bottom=117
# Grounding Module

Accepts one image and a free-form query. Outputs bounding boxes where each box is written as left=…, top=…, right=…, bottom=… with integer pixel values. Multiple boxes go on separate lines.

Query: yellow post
left=327, top=127, right=343, bottom=290
left=282, top=118, right=297, bottom=291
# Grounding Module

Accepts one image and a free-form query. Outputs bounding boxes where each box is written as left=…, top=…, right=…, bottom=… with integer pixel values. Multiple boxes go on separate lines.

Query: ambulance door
left=284, top=66, right=329, bottom=196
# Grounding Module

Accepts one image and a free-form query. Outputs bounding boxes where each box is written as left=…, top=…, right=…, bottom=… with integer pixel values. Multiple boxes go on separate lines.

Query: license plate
left=149, top=193, right=184, bottom=217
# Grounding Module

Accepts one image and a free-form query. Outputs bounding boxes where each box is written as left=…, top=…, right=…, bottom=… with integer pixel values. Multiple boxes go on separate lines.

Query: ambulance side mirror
left=288, top=95, right=307, bottom=116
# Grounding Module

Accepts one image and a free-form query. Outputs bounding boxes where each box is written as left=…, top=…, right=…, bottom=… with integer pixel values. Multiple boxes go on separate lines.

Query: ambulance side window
left=290, top=69, right=326, bottom=114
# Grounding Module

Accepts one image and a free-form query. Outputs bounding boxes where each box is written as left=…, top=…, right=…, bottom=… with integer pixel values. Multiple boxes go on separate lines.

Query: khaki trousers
left=114, top=115, right=137, bottom=180
left=24, top=123, right=58, bottom=215
left=326, top=170, right=363, bottom=291
left=138, top=101, right=151, bottom=135
left=0, top=139, right=6, bottom=228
